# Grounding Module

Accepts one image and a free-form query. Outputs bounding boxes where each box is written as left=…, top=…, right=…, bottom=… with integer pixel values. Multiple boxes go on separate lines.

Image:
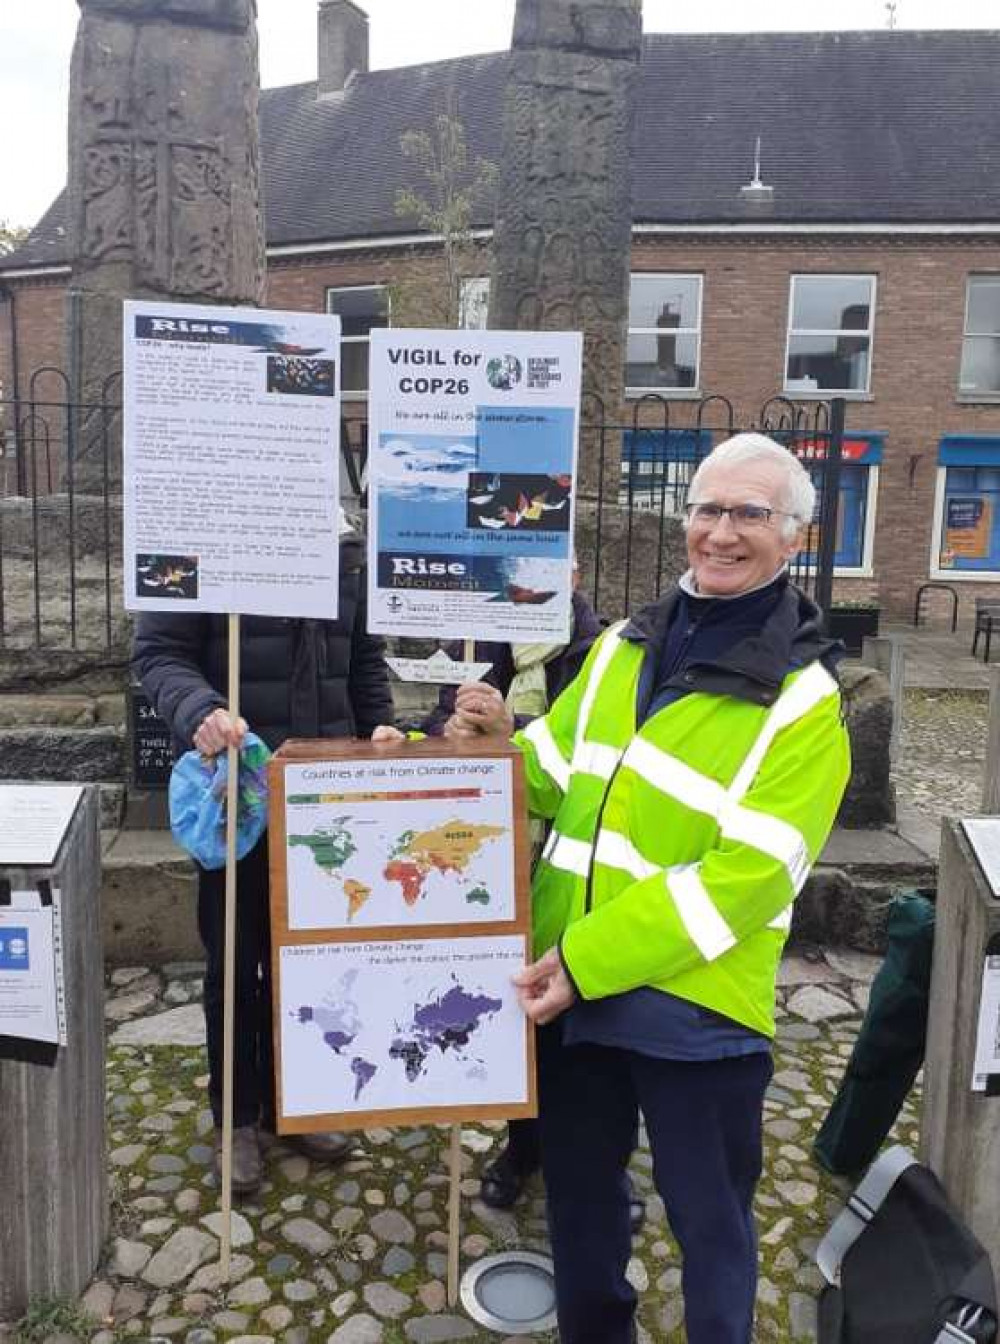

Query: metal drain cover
left=459, top=1250, right=558, bottom=1334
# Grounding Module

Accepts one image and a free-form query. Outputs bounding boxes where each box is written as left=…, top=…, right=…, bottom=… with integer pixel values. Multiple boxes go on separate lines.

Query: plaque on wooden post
left=0, top=784, right=106, bottom=1321
left=268, top=738, right=536, bottom=1134
left=129, top=683, right=173, bottom=789
left=921, top=817, right=1000, bottom=1274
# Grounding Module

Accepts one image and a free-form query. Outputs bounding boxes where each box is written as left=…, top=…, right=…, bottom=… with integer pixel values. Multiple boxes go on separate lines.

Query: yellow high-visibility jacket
left=514, top=587, right=852, bottom=1039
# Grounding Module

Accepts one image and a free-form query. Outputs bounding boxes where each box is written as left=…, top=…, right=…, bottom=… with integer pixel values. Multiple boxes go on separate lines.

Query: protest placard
left=367, top=328, right=582, bottom=644
left=123, top=300, right=341, bottom=617
left=122, top=298, right=342, bottom=1275
left=268, top=738, right=535, bottom=1135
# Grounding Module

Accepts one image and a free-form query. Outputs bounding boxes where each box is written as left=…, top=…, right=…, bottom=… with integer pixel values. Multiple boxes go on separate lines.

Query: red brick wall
left=627, top=234, right=1000, bottom=620
left=0, top=277, right=69, bottom=493
left=1, top=277, right=66, bottom=403
left=4, top=233, right=1000, bottom=619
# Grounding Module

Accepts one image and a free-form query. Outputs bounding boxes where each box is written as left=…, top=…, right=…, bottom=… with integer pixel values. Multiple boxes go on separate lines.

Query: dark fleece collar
left=621, top=575, right=844, bottom=705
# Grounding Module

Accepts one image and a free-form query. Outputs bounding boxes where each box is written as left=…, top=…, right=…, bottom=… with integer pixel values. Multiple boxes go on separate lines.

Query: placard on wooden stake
left=267, top=737, right=536, bottom=1135
left=268, top=736, right=535, bottom=1308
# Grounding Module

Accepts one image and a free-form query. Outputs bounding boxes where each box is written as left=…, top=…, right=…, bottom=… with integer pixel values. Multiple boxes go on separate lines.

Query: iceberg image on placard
left=374, top=433, right=477, bottom=487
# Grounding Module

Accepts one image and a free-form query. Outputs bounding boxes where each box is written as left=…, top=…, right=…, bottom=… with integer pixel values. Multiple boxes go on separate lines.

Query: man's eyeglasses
left=683, top=501, right=794, bottom=530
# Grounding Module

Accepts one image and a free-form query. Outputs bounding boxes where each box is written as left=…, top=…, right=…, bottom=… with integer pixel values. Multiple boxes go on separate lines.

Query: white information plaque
left=0, top=785, right=84, bottom=867
left=961, top=817, right=1000, bottom=898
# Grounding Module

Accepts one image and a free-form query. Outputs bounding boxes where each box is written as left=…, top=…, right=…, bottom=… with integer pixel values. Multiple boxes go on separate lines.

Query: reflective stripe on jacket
left=514, top=620, right=852, bottom=1038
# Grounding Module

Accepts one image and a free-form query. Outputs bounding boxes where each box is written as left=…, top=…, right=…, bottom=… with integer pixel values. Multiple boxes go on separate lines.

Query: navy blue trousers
left=197, top=838, right=276, bottom=1129
left=537, top=1027, right=773, bottom=1344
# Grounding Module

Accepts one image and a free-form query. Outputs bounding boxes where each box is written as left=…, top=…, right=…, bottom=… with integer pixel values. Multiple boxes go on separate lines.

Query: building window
left=459, top=276, right=490, bottom=330
left=626, top=274, right=702, bottom=395
left=326, top=285, right=389, bottom=395
left=785, top=274, right=875, bottom=395
left=804, top=450, right=881, bottom=574
left=959, top=277, right=1000, bottom=395
left=933, top=437, right=1000, bottom=576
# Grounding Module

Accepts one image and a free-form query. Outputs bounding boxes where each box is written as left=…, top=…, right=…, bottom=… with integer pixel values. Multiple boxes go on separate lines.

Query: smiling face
left=685, top=458, right=802, bottom=597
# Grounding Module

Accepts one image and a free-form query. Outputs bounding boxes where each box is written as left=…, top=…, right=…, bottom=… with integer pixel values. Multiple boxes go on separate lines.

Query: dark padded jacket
left=131, top=535, right=393, bottom=755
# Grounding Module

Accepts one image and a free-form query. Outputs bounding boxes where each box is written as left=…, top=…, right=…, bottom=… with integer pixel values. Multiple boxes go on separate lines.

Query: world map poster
left=283, top=755, right=516, bottom=930
left=278, top=936, right=529, bottom=1120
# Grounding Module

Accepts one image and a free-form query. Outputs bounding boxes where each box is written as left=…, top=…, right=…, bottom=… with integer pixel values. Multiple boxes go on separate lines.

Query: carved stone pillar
left=65, top=0, right=266, bottom=488
left=490, top=0, right=642, bottom=498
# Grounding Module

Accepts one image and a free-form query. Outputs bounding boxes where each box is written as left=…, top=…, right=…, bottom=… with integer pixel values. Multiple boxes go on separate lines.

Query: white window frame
left=784, top=274, right=876, bottom=397
left=929, top=465, right=1000, bottom=581
left=626, top=272, right=703, bottom=398
left=959, top=275, right=1000, bottom=398
left=325, top=283, right=390, bottom=398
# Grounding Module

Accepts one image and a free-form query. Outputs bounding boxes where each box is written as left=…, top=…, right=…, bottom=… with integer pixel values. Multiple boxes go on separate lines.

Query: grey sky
left=1, top=0, right=995, bottom=230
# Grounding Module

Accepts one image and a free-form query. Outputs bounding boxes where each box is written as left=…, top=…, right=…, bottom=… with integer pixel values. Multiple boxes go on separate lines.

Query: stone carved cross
left=80, top=55, right=230, bottom=293
left=491, top=0, right=643, bottom=495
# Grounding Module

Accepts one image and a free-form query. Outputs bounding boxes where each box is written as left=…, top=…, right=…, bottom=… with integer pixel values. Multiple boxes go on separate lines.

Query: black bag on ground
left=816, top=1146, right=998, bottom=1344
left=814, top=890, right=935, bottom=1177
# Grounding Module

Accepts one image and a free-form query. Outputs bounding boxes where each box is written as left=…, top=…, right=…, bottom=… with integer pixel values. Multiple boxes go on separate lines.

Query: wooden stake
left=447, top=1122, right=463, bottom=1306
left=446, top=635, right=478, bottom=1307
left=220, top=613, right=241, bottom=1278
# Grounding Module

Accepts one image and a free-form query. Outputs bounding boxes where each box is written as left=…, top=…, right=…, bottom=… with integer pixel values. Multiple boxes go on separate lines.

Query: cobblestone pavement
left=4, top=683, right=975, bottom=1344
left=894, top=687, right=988, bottom=823
left=3, top=953, right=919, bottom=1344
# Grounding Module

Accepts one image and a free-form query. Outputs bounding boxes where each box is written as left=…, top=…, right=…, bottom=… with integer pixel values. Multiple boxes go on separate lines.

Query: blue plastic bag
left=169, top=732, right=271, bottom=870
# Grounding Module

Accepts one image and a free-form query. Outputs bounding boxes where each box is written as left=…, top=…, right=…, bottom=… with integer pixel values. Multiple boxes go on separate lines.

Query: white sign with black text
left=0, top=784, right=83, bottom=867
left=368, top=328, right=582, bottom=643
left=123, top=300, right=342, bottom=619
left=0, top=889, right=65, bottom=1047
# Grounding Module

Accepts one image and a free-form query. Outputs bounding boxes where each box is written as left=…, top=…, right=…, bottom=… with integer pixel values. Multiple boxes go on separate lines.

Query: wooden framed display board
left=268, top=737, right=536, bottom=1134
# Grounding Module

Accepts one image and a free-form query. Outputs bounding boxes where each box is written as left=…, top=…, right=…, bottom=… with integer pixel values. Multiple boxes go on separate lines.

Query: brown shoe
left=282, top=1130, right=354, bottom=1164
left=213, top=1125, right=262, bottom=1195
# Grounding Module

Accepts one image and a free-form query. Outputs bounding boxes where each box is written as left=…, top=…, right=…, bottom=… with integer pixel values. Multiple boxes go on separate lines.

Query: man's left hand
left=513, top=947, right=577, bottom=1025
left=452, top=682, right=514, bottom=737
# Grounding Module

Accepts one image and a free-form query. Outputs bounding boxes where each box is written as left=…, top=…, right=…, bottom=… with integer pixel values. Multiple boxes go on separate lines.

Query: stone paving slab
left=877, top=624, right=993, bottom=692
left=1, top=955, right=924, bottom=1344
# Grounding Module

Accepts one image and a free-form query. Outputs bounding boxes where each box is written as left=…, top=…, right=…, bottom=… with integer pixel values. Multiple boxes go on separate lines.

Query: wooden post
left=861, top=633, right=904, bottom=763
left=445, top=636, right=479, bottom=1306
left=982, top=666, right=1000, bottom=813
left=921, top=818, right=1000, bottom=1273
left=447, top=1123, right=463, bottom=1306
left=0, top=787, right=106, bottom=1320
left=220, top=613, right=241, bottom=1278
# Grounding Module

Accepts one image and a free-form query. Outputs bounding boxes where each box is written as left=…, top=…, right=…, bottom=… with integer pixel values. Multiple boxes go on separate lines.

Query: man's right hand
left=193, top=708, right=247, bottom=756
left=372, top=725, right=406, bottom=743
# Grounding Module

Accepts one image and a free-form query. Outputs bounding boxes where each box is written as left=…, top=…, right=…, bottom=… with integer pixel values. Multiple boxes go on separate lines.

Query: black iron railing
left=0, top=373, right=844, bottom=648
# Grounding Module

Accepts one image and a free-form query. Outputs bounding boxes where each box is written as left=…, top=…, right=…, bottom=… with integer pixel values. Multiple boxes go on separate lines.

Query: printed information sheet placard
left=269, top=738, right=535, bottom=1132
left=367, top=328, right=582, bottom=643
left=0, top=890, right=65, bottom=1048
left=123, top=300, right=341, bottom=618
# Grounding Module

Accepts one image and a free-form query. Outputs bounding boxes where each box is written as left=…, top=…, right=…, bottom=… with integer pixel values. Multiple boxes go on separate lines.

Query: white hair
left=686, top=433, right=815, bottom=541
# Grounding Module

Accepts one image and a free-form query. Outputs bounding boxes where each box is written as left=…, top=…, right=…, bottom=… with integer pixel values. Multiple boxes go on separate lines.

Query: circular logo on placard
left=485, top=355, right=523, bottom=391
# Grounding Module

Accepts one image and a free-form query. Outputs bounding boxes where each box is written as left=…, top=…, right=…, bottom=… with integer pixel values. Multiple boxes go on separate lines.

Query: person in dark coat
left=132, top=522, right=393, bottom=1195
left=377, top=580, right=646, bottom=1229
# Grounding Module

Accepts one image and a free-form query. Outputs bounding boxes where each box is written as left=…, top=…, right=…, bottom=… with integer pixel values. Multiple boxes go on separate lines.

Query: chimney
left=318, top=0, right=369, bottom=98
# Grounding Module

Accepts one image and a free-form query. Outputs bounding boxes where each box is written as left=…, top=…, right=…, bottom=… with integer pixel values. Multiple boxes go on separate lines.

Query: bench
left=913, top=582, right=958, bottom=633
left=972, top=597, right=1000, bottom=662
